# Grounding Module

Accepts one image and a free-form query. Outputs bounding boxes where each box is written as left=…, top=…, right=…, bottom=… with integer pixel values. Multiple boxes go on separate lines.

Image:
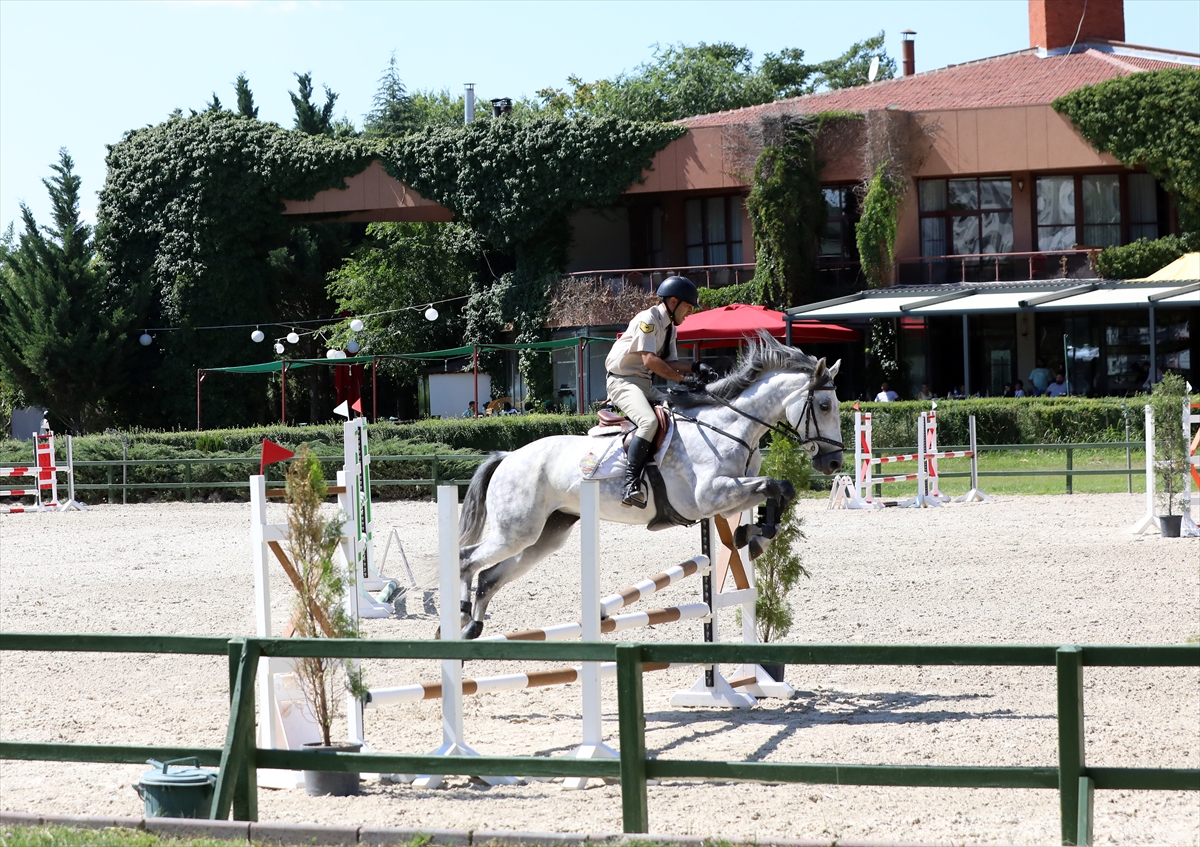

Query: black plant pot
left=302, top=741, right=362, bottom=796
left=1158, top=515, right=1183, bottom=538
left=760, top=663, right=786, bottom=683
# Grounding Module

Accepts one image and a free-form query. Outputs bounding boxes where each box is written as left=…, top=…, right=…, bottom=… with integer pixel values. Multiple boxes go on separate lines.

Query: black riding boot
left=621, top=435, right=654, bottom=509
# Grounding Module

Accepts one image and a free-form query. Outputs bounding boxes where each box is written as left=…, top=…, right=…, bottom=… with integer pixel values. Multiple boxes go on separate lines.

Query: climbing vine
left=855, top=163, right=903, bottom=290
left=1054, top=69, right=1200, bottom=232
left=381, top=117, right=683, bottom=399
left=98, top=112, right=375, bottom=425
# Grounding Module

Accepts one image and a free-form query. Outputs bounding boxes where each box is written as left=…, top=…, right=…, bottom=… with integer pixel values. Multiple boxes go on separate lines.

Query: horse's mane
left=668, top=330, right=819, bottom=410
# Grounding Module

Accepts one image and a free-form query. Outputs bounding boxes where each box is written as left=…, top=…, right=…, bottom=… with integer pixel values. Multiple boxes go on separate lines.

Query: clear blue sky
left=2, top=0, right=1196, bottom=232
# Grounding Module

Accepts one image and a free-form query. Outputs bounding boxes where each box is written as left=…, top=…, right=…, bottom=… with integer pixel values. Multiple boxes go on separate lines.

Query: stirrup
left=621, top=479, right=647, bottom=509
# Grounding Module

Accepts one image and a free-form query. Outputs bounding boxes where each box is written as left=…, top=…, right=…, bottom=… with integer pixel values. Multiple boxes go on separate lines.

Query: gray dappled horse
left=452, top=332, right=844, bottom=639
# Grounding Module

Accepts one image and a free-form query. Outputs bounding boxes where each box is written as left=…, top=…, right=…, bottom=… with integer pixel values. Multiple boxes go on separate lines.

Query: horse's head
left=783, top=357, right=844, bottom=475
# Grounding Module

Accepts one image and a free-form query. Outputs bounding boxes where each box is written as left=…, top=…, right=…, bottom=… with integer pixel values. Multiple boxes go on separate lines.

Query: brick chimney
left=1029, top=0, right=1125, bottom=51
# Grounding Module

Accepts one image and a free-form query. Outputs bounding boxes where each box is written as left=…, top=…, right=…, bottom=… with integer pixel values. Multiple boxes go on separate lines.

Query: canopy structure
left=676, top=303, right=858, bottom=348
left=196, top=337, right=613, bottom=429
left=1132, top=252, right=1200, bottom=283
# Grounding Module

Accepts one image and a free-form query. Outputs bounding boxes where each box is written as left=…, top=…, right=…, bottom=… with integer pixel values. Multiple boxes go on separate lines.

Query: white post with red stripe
left=1, top=432, right=86, bottom=514
left=1183, top=399, right=1199, bottom=536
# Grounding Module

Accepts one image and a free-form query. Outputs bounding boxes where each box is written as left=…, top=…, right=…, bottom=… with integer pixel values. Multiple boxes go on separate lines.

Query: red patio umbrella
left=676, top=303, right=857, bottom=348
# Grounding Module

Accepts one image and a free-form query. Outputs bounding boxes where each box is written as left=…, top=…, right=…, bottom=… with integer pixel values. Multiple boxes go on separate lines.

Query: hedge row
left=0, top=399, right=1170, bottom=504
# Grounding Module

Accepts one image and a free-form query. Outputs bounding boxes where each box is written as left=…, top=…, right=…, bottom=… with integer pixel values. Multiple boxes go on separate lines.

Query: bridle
left=671, top=374, right=845, bottom=456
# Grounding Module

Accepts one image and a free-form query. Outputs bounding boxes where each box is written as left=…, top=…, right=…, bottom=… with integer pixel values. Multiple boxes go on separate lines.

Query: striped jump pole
left=1, top=432, right=86, bottom=514
left=1184, top=400, right=1200, bottom=537
left=598, top=555, right=709, bottom=618
left=480, top=602, right=711, bottom=643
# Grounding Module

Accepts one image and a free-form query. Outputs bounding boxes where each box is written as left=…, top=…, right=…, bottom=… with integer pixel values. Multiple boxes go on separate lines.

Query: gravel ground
left=1, top=493, right=1197, bottom=845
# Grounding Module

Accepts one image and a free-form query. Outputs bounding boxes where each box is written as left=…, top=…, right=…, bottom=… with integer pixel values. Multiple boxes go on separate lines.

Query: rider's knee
left=636, top=419, right=658, bottom=442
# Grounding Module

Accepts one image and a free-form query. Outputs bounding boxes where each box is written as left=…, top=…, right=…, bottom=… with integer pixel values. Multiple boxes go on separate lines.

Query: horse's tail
left=460, top=451, right=507, bottom=546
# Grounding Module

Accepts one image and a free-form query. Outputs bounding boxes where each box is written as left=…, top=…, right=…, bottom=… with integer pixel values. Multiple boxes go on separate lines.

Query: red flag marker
left=853, top=401, right=860, bottom=411
left=261, top=438, right=295, bottom=475
left=351, top=398, right=363, bottom=415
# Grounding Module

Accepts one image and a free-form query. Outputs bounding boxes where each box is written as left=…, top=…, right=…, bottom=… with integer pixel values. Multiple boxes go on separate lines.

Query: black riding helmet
left=657, top=275, right=699, bottom=308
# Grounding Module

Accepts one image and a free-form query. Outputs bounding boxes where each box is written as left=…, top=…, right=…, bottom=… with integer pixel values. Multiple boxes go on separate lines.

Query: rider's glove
left=695, top=362, right=719, bottom=384
left=681, top=373, right=705, bottom=392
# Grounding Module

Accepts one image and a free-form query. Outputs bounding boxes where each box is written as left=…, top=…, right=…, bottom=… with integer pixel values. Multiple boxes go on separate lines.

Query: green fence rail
left=1, top=633, right=1196, bottom=845
left=7, top=440, right=1152, bottom=503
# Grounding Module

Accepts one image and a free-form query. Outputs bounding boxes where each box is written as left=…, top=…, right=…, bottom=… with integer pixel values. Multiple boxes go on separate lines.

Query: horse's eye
left=820, top=401, right=831, bottom=412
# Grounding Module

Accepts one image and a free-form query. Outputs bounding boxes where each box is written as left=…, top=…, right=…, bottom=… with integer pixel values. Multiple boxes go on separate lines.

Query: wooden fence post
left=616, top=643, right=648, bottom=833
left=1057, top=646, right=1086, bottom=845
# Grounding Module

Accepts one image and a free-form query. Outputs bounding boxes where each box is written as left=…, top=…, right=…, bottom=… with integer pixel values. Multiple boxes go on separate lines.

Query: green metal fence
left=19, top=440, right=1153, bottom=502
left=1, top=633, right=1196, bottom=845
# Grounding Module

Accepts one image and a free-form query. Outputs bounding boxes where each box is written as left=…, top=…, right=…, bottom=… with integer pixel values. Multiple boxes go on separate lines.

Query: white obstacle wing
left=833, top=410, right=990, bottom=510
left=1130, top=398, right=1200, bottom=537
left=1, top=432, right=86, bottom=514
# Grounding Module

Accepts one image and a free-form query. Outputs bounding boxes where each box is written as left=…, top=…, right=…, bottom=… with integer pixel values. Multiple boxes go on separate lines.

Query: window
left=919, top=177, right=1013, bottom=256
left=1037, top=173, right=1159, bottom=250
left=820, top=187, right=859, bottom=259
left=685, top=196, right=743, bottom=266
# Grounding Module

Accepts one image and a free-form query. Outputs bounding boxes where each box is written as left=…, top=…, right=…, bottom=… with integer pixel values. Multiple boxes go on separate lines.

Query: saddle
left=593, top=404, right=673, bottom=454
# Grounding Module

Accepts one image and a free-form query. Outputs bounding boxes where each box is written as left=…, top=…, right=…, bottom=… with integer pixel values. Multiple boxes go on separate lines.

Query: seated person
left=462, top=400, right=478, bottom=418
left=874, top=382, right=899, bottom=402
left=917, top=384, right=934, bottom=401
left=1013, top=380, right=1026, bottom=397
left=1045, top=373, right=1070, bottom=397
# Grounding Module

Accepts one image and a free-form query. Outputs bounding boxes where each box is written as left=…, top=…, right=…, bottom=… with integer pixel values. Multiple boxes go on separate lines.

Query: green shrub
left=753, top=430, right=810, bottom=642
left=195, top=433, right=227, bottom=452
left=1094, top=233, right=1199, bottom=280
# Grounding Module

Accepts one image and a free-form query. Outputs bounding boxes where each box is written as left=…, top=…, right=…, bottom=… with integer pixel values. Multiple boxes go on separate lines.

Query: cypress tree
left=235, top=73, right=258, bottom=119
left=0, top=150, right=141, bottom=431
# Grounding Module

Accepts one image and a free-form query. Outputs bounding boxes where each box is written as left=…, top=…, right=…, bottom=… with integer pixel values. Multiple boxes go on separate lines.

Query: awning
left=1131, top=252, right=1200, bottom=282
left=788, top=279, right=1198, bottom=320
left=675, top=303, right=857, bottom=346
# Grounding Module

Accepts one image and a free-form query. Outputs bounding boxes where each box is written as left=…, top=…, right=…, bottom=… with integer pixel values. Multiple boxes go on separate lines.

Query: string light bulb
left=424, top=305, right=439, bottom=321
left=346, top=341, right=360, bottom=354
left=139, top=333, right=152, bottom=346
left=251, top=328, right=265, bottom=343
left=286, top=330, right=300, bottom=344
left=274, top=342, right=285, bottom=355
left=350, top=319, right=364, bottom=332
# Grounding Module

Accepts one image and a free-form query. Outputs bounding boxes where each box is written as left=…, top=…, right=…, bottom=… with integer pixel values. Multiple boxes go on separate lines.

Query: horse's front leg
left=701, top=474, right=791, bottom=524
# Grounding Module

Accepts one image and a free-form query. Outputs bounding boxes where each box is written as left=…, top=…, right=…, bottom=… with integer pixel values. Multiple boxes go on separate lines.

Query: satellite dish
left=868, top=56, right=880, bottom=82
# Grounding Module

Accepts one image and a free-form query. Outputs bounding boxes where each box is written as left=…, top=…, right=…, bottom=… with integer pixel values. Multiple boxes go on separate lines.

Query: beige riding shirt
left=605, top=303, right=678, bottom=379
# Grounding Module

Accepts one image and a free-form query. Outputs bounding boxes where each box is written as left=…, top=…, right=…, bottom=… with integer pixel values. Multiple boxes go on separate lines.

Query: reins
left=671, top=376, right=845, bottom=455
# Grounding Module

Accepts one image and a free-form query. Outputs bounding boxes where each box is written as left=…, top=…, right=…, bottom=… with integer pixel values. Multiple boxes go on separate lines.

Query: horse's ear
left=811, top=358, right=827, bottom=385
left=828, top=359, right=841, bottom=379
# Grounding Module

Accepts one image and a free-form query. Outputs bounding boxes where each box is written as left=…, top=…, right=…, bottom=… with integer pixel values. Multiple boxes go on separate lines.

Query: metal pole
left=372, top=356, right=378, bottom=423
left=196, top=370, right=203, bottom=431
left=472, top=346, right=479, bottom=418
left=1063, top=334, right=1070, bottom=395
left=785, top=315, right=792, bottom=347
left=1148, top=305, right=1157, bottom=387
left=1124, top=404, right=1132, bottom=494
left=281, top=363, right=287, bottom=426
left=962, top=314, right=971, bottom=396
left=577, top=338, right=585, bottom=414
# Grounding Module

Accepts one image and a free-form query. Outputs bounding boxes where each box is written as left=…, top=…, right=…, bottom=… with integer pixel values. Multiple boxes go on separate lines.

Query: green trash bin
left=134, top=758, right=217, bottom=819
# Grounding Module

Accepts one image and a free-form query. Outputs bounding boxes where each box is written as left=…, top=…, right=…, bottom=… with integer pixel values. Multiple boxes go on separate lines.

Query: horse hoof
left=462, top=620, right=484, bottom=640
left=433, top=625, right=442, bottom=640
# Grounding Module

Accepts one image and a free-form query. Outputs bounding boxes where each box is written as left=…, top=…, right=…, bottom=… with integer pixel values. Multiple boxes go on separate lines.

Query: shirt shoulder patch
left=639, top=321, right=655, bottom=333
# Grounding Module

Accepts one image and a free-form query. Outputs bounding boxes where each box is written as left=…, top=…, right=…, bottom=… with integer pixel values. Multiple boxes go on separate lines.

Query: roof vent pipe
left=464, top=84, right=475, bottom=123
left=491, top=97, right=512, bottom=118
left=901, top=30, right=916, bottom=76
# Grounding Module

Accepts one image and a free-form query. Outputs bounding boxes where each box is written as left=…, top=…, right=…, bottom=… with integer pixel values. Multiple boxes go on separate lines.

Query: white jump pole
left=1129, top=405, right=1160, bottom=534
left=1183, top=398, right=1200, bottom=537
left=410, top=485, right=513, bottom=788
left=564, top=479, right=618, bottom=790
left=955, top=415, right=994, bottom=503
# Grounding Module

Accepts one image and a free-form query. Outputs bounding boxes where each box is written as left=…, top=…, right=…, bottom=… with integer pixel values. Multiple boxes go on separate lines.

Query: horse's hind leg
left=464, top=510, right=580, bottom=639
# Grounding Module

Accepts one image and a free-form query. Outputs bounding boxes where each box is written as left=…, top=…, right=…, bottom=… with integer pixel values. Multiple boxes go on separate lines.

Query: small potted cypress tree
left=753, top=431, right=811, bottom=679
left=1151, top=373, right=1189, bottom=538
left=285, top=445, right=368, bottom=795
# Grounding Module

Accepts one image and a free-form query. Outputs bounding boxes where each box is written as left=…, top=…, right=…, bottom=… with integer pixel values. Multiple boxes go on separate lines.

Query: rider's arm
left=639, top=351, right=691, bottom=382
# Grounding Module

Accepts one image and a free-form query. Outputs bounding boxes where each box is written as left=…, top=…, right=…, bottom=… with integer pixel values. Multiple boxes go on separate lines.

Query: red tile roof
left=679, top=44, right=1197, bottom=127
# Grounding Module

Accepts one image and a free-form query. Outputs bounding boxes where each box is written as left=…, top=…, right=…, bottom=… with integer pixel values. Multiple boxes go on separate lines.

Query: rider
left=605, top=276, right=716, bottom=508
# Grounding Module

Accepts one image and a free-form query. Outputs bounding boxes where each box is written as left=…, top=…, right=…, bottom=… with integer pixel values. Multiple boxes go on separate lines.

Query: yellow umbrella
left=1130, top=252, right=1200, bottom=281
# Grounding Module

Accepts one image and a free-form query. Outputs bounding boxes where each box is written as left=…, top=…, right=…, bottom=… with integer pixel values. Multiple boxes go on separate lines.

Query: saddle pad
left=578, top=417, right=674, bottom=481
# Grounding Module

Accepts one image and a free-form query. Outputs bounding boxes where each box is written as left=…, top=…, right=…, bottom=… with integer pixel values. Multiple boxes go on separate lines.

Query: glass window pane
left=1130, top=223, right=1158, bottom=241
left=980, top=179, right=1012, bottom=209
left=708, top=243, right=728, bottom=265
left=824, top=188, right=843, bottom=214
left=918, top=179, right=946, bottom=212
left=920, top=217, right=946, bottom=257
left=686, top=245, right=704, bottom=266
left=952, top=215, right=980, bottom=255
left=705, top=197, right=725, bottom=245
left=1128, top=174, right=1157, bottom=226
left=730, top=242, right=743, bottom=264
left=980, top=212, right=1014, bottom=253
left=729, top=196, right=743, bottom=243
left=1082, top=175, right=1120, bottom=225
left=1037, top=177, right=1074, bottom=225
left=949, top=179, right=978, bottom=211
left=1083, top=224, right=1121, bottom=248
left=685, top=199, right=703, bottom=245
left=650, top=207, right=663, bottom=252
left=1038, top=225, right=1075, bottom=251
left=820, top=221, right=843, bottom=256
